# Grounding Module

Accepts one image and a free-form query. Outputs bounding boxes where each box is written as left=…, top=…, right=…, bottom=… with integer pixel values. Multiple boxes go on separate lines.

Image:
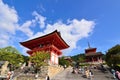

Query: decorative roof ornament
left=88, top=42, right=91, bottom=49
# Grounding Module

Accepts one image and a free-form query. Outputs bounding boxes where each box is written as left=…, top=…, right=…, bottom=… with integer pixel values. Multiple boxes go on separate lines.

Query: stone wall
left=0, top=61, right=9, bottom=75
left=16, top=75, right=35, bottom=80
left=14, top=65, right=63, bottom=80
left=48, top=65, right=64, bottom=78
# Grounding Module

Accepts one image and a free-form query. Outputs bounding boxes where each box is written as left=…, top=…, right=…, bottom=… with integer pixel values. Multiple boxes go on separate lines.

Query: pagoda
left=85, top=43, right=103, bottom=64
left=20, top=30, right=69, bottom=65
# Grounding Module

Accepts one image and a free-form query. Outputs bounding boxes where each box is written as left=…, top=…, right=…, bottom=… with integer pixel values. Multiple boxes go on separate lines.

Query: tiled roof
left=85, top=52, right=103, bottom=56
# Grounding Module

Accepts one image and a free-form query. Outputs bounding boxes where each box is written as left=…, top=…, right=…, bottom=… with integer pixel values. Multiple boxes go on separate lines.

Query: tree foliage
left=0, top=46, right=24, bottom=70
left=30, top=51, right=50, bottom=69
left=71, top=54, right=86, bottom=67
left=106, top=44, right=120, bottom=68
left=71, top=54, right=80, bottom=62
left=71, top=54, right=85, bottom=63
left=59, top=56, right=70, bottom=67
left=78, top=54, right=86, bottom=63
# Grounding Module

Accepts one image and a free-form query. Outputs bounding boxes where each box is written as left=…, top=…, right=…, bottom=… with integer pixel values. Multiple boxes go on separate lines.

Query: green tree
left=23, top=56, right=29, bottom=65
left=71, top=54, right=86, bottom=65
left=71, top=54, right=80, bottom=62
left=59, top=56, right=70, bottom=67
left=0, top=46, right=24, bottom=70
left=78, top=54, right=86, bottom=63
left=30, top=51, right=50, bottom=73
left=106, top=44, right=120, bottom=68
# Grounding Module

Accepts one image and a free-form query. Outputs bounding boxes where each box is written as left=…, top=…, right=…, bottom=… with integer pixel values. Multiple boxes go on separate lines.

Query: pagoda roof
left=85, top=48, right=96, bottom=51
left=85, top=52, right=103, bottom=57
left=85, top=47, right=97, bottom=53
left=20, top=30, right=69, bottom=50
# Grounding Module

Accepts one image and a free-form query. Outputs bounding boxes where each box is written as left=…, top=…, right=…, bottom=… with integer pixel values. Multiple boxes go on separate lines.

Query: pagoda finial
left=88, top=42, right=91, bottom=48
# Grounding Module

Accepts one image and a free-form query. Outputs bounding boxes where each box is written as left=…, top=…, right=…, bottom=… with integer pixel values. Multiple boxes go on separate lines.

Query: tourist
left=116, top=71, right=120, bottom=80
left=63, top=65, right=66, bottom=69
left=72, top=67, right=75, bottom=73
left=85, top=69, right=89, bottom=78
left=111, top=69, right=116, bottom=79
left=7, top=71, right=11, bottom=80
left=89, top=70, right=94, bottom=80
left=118, top=72, right=120, bottom=80
left=79, top=67, right=82, bottom=74
left=46, top=74, right=50, bottom=80
left=35, top=74, right=38, bottom=79
left=81, top=68, right=85, bottom=75
left=9, top=71, right=14, bottom=80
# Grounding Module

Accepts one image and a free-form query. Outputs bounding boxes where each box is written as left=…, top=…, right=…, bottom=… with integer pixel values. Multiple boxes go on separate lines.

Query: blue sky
left=0, top=0, right=120, bottom=56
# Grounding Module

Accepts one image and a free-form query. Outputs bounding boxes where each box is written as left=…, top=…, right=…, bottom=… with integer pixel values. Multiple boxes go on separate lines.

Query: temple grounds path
left=51, top=66, right=115, bottom=80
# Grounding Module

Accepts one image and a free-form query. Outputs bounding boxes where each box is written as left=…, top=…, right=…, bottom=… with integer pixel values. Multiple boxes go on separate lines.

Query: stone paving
left=51, top=67, right=115, bottom=80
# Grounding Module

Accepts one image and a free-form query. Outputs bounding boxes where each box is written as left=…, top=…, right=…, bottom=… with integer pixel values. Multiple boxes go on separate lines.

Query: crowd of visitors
left=71, top=64, right=120, bottom=80
left=72, top=65, right=94, bottom=80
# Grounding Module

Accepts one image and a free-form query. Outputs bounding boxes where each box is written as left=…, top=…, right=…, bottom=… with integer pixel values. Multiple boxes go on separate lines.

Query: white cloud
left=0, top=0, right=18, bottom=34
left=44, top=19, right=95, bottom=50
left=0, top=0, right=19, bottom=47
left=18, top=21, right=34, bottom=37
left=18, top=11, right=46, bottom=38
left=0, top=0, right=34, bottom=48
left=31, top=18, right=95, bottom=54
left=0, top=33, right=9, bottom=47
left=32, top=11, right=46, bottom=28
left=28, top=32, right=44, bottom=40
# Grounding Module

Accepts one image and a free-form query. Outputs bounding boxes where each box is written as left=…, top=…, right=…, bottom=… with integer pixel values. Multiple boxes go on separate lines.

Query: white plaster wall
left=50, top=52, right=58, bottom=64
left=51, top=52, right=54, bottom=64
left=55, top=54, right=58, bottom=64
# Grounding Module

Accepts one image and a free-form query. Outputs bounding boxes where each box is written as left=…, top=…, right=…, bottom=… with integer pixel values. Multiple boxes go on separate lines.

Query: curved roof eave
left=20, top=30, right=69, bottom=50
